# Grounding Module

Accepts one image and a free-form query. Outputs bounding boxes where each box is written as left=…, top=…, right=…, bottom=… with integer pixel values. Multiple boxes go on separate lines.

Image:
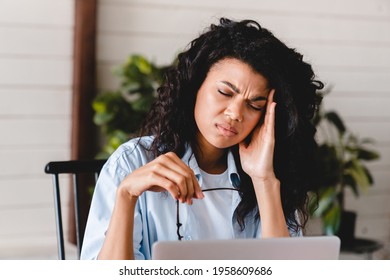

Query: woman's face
left=194, top=58, right=270, bottom=151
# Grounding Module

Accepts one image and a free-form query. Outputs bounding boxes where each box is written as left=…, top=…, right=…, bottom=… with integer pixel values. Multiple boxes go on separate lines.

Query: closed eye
left=248, top=97, right=267, bottom=111
left=218, top=89, right=232, bottom=97
left=248, top=104, right=264, bottom=111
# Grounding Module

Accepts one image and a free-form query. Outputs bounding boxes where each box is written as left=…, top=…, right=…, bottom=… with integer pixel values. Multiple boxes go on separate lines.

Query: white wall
left=96, top=0, right=390, bottom=259
left=0, top=0, right=389, bottom=260
left=0, top=0, right=74, bottom=259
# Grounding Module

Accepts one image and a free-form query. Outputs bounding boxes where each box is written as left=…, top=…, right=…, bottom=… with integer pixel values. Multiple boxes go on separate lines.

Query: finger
left=158, top=168, right=193, bottom=203
left=156, top=153, right=198, bottom=203
left=267, top=88, right=275, bottom=103
left=264, top=89, right=275, bottom=118
left=264, top=89, right=275, bottom=120
left=265, top=102, right=276, bottom=138
left=263, top=89, right=276, bottom=137
left=147, top=171, right=181, bottom=200
left=163, top=152, right=203, bottom=201
left=148, top=161, right=189, bottom=203
left=160, top=153, right=193, bottom=203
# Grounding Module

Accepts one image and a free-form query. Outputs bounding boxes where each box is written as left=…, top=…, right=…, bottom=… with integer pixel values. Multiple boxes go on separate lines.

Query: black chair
left=44, top=159, right=106, bottom=260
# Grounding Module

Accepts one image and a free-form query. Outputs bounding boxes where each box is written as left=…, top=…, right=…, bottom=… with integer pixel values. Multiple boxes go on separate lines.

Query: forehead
left=207, top=58, right=269, bottom=90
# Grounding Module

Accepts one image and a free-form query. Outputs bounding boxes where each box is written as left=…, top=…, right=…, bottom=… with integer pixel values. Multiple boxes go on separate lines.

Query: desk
left=341, top=238, right=383, bottom=259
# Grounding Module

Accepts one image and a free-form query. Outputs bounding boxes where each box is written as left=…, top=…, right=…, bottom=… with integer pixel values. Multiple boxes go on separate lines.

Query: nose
left=224, top=99, right=243, bottom=122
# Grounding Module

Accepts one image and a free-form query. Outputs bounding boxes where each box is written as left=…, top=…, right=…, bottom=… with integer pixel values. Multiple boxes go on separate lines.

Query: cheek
left=241, top=112, right=262, bottom=135
left=195, top=90, right=222, bottom=117
left=195, top=95, right=209, bottom=118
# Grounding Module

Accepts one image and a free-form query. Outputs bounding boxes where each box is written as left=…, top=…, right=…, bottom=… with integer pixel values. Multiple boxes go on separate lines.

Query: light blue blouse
left=80, top=136, right=297, bottom=260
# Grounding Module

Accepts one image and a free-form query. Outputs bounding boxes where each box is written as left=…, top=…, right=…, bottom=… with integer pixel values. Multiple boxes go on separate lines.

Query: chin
left=208, top=137, right=239, bottom=149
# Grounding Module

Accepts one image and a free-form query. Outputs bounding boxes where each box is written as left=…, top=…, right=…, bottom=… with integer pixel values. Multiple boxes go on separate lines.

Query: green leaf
left=324, top=111, right=346, bottom=135
left=360, top=137, right=375, bottom=145
left=362, top=165, right=374, bottom=185
left=344, top=159, right=371, bottom=192
left=342, top=173, right=359, bottom=197
left=312, top=187, right=338, bottom=217
left=323, top=204, right=341, bottom=235
left=93, top=112, right=113, bottom=125
left=135, top=55, right=152, bottom=75
left=122, top=81, right=141, bottom=93
left=357, top=148, right=380, bottom=161
left=131, top=93, right=156, bottom=112
left=92, top=101, right=107, bottom=113
left=308, top=191, right=320, bottom=215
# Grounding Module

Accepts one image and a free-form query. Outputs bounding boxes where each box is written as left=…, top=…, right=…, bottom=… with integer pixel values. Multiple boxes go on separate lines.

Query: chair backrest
left=44, top=159, right=106, bottom=260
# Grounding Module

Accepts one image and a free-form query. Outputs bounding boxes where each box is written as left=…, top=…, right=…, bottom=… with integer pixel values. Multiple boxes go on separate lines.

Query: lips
left=216, top=123, right=238, bottom=137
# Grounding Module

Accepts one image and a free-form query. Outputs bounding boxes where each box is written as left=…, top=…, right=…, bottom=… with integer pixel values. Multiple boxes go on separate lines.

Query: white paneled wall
left=0, top=0, right=389, bottom=259
left=96, top=0, right=390, bottom=259
left=0, top=0, right=74, bottom=259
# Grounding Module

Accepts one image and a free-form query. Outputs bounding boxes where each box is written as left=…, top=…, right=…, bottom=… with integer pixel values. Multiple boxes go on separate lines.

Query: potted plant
left=309, top=91, right=380, bottom=241
left=92, top=54, right=167, bottom=158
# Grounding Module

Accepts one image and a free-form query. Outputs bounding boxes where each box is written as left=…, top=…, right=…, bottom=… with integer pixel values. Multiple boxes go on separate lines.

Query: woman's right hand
left=99, top=152, right=203, bottom=259
left=118, top=152, right=204, bottom=204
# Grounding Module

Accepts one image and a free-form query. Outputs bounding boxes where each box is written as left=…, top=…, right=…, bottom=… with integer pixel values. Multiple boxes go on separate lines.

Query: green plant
left=309, top=92, right=380, bottom=235
left=92, top=54, right=167, bottom=158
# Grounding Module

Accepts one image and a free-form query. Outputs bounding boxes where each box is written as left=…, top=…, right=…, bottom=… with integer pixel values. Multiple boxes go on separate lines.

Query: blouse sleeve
left=80, top=141, right=147, bottom=259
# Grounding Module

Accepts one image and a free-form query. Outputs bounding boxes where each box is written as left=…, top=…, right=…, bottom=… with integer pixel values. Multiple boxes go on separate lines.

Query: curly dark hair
left=141, top=18, right=323, bottom=234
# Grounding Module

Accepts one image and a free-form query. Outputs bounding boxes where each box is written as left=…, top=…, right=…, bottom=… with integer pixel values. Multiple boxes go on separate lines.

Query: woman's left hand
left=239, top=89, right=289, bottom=237
left=239, top=89, right=277, bottom=181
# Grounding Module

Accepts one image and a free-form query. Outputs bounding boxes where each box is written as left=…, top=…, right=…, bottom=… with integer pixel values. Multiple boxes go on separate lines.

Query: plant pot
left=336, top=210, right=356, bottom=242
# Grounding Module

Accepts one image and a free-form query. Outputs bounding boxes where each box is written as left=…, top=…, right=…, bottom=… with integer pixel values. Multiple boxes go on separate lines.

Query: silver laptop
left=152, top=236, right=340, bottom=260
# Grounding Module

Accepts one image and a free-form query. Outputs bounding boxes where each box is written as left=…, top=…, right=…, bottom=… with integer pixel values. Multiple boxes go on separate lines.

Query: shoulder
left=112, top=136, right=154, bottom=158
left=104, top=136, right=155, bottom=175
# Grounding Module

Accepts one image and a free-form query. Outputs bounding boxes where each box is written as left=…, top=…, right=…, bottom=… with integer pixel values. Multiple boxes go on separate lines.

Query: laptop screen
left=152, top=236, right=340, bottom=260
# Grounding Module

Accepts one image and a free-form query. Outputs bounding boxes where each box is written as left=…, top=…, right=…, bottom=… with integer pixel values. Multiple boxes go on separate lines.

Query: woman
left=81, top=18, right=323, bottom=260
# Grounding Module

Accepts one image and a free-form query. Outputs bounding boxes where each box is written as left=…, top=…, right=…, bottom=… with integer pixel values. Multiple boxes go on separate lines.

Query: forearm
left=253, top=178, right=289, bottom=238
left=98, top=187, right=138, bottom=260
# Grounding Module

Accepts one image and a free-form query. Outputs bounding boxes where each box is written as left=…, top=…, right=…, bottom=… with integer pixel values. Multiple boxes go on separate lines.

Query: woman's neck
left=192, top=139, right=228, bottom=175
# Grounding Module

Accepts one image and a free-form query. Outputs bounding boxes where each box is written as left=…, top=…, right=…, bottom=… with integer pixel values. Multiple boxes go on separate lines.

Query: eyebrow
left=220, top=81, right=268, bottom=102
left=221, top=81, right=240, bottom=94
left=251, top=95, right=267, bottom=102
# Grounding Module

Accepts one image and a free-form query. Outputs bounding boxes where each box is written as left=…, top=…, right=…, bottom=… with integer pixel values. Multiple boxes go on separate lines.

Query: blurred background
left=0, top=0, right=389, bottom=259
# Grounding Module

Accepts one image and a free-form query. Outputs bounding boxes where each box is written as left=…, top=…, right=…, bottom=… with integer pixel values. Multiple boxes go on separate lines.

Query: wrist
left=117, top=185, right=139, bottom=205
left=252, top=176, right=280, bottom=193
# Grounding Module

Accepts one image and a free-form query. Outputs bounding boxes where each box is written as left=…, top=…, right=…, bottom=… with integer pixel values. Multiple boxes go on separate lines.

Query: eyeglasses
left=176, top=187, right=241, bottom=241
